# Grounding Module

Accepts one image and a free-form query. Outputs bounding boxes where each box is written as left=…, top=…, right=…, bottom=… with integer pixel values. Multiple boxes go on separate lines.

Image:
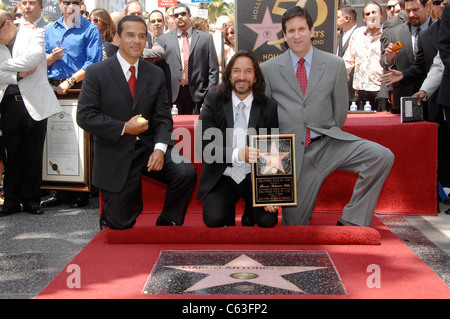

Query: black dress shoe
left=23, top=204, right=44, bottom=215
left=0, top=206, right=21, bottom=216
left=336, top=219, right=358, bottom=226
left=156, top=216, right=177, bottom=226
left=70, top=197, right=89, bottom=208
left=41, top=196, right=63, bottom=208
left=241, top=214, right=255, bottom=227
left=99, top=214, right=108, bottom=230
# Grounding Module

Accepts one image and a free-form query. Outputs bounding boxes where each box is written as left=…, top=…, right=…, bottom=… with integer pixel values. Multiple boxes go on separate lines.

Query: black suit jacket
left=402, top=21, right=441, bottom=120
left=77, top=55, right=173, bottom=192
left=438, top=6, right=450, bottom=107
left=196, top=91, right=278, bottom=201
left=381, top=18, right=436, bottom=111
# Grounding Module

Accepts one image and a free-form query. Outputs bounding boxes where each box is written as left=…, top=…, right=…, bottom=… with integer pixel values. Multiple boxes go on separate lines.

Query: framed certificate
left=250, top=134, right=297, bottom=207
left=41, top=99, right=92, bottom=192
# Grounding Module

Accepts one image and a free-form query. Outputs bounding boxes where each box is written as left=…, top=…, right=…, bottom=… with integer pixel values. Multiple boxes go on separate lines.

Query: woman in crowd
left=89, top=9, right=118, bottom=59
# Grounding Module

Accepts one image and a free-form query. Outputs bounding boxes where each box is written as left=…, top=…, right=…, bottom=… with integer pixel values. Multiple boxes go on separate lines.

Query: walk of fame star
left=165, top=254, right=327, bottom=293
left=244, top=7, right=283, bottom=51
left=259, top=141, right=290, bottom=174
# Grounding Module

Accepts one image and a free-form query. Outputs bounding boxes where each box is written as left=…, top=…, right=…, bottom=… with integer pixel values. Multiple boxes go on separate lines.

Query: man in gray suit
left=157, top=3, right=219, bottom=114
left=260, top=6, right=394, bottom=227
left=20, top=0, right=47, bottom=31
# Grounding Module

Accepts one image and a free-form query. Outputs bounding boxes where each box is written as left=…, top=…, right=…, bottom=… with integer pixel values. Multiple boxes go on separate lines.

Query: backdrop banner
left=236, top=0, right=338, bottom=64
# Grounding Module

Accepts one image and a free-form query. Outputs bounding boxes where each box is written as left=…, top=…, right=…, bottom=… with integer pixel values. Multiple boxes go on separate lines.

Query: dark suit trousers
left=101, top=142, right=197, bottom=229
left=0, top=96, right=47, bottom=209
left=175, top=85, right=202, bottom=115
left=202, top=174, right=278, bottom=228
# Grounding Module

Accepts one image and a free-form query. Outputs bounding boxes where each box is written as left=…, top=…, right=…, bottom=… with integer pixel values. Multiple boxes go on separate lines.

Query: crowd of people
left=339, top=0, right=450, bottom=210
left=0, top=0, right=448, bottom=228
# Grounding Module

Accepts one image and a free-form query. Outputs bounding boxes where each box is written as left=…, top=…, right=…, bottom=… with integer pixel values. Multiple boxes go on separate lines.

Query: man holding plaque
left=196, top=50, right=279, bottom=228
left=261, top=7, right=395, bottom=227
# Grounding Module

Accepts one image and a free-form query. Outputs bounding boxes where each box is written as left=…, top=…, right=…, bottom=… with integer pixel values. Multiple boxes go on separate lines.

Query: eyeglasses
left=432, top=0, right=443, bottom=5
left=173, top=11, right=188, bottom=19
left=150, top=19, right=163, bottom=24
left=21, top=1, right=37, bottom=6
left=62, top=1, right=80, bottom=6
left=386, top=3, right=399, bottom=10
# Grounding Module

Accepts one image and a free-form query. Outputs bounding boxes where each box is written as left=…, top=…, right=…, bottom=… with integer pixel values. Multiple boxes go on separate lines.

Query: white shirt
left=223, top=92, right=253, bottom=177
left=117, top=51, right=167, bottom=153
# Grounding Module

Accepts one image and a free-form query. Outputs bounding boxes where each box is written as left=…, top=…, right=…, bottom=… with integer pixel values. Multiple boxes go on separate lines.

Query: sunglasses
left=173, top=11, right=188, bottom=19
left=14, top=12, right=23, bottom=18
left=150, top=19, right=163, bottom=24
left=62, top=1, right=80, bottom=5
left=432, top=0, right=443, bottom=4
left=386, top=4, right=398, bottom=10
left=90, top=18, right=101, bottom=23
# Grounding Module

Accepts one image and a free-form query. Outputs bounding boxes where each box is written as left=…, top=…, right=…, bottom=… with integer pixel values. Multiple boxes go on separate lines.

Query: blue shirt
left=45, top=14, right=102, bottom=80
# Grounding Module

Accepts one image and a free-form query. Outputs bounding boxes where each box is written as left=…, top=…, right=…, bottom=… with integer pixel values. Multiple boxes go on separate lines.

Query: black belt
left=4, top=94, right=23, bottom=102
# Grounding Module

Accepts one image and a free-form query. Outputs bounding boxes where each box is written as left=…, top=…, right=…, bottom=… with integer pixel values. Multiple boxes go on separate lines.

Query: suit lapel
left=304, top=48, right=326, bottom=101
left=223, top=98, right=234, bottom=128
left=133, top=60, right=148, bottom=109
left=109, top=55, right=133, bottom=105
left=279, top=51, right=304, bottom=100
left=248, top=100, right=261, bottom=130
left=171, top=30, right=182, bottom=63
left=189, top=29, right=200, bottom=57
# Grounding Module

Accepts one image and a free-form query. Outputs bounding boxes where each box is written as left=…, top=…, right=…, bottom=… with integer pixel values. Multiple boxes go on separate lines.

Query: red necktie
left=296, top=58, right=311, bottom=148
left=128, top=66, right=136, bottom=99
left=181, top=31, right=189, bottom=84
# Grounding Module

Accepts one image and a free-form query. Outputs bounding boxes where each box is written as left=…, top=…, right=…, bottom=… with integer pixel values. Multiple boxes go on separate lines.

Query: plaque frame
left=41, top=99, right=92, bottom=192
left=250, top=134, right=297, bottom=207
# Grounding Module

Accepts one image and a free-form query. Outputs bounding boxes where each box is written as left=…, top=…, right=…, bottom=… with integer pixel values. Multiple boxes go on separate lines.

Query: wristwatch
left=66, top=76, right=76, bottom=86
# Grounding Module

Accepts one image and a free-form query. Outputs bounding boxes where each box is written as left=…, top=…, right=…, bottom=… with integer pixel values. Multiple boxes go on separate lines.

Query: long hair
left=217, top=50, right=266, bottom=102
left=90, top=8, right=116, bottom=43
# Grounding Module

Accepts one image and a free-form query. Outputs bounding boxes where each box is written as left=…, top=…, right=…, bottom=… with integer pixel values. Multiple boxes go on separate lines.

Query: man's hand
left=413, top=90, right=427, bottom=105
left=384, top=43, right=398, bottom=64
left=147, top=149, right=164, bottom=172
left=379, top=68, right=403, bottom=86
left=264, top=205, right=280, bottom=213
left=238, top=147, right=259, bottom=163
left=56, top=80, right=71, bottom=95
left=47, top=47, right=64, bottom=66
left=124, top=114, right=149, bottom=136
left=18, top=67, right=37, bottom=79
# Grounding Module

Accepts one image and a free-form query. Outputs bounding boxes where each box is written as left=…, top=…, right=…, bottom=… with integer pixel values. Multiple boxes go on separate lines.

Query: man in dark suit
left=381, top=0, right=435, bottom=113
left=196, top=50, right=279, bottom=228
left=157, top=3, right=219, bottom=115
left=77, top=15, right=197, bottom=230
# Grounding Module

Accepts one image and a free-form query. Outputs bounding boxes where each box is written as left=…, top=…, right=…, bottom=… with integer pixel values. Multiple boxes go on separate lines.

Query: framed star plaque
left=250, top=134, right=297, bottom=207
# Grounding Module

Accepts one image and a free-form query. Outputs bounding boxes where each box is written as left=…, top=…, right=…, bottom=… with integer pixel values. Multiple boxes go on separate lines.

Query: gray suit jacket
left=260, top=48, right=359, bottom=179
left=157, top=27, right=219, bottom=103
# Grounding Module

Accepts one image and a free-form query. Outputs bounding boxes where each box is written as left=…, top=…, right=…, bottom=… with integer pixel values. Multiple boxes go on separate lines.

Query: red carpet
left=37, top=212, right=450, bottom=299
left=104, top=215, right=381, bottom=245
